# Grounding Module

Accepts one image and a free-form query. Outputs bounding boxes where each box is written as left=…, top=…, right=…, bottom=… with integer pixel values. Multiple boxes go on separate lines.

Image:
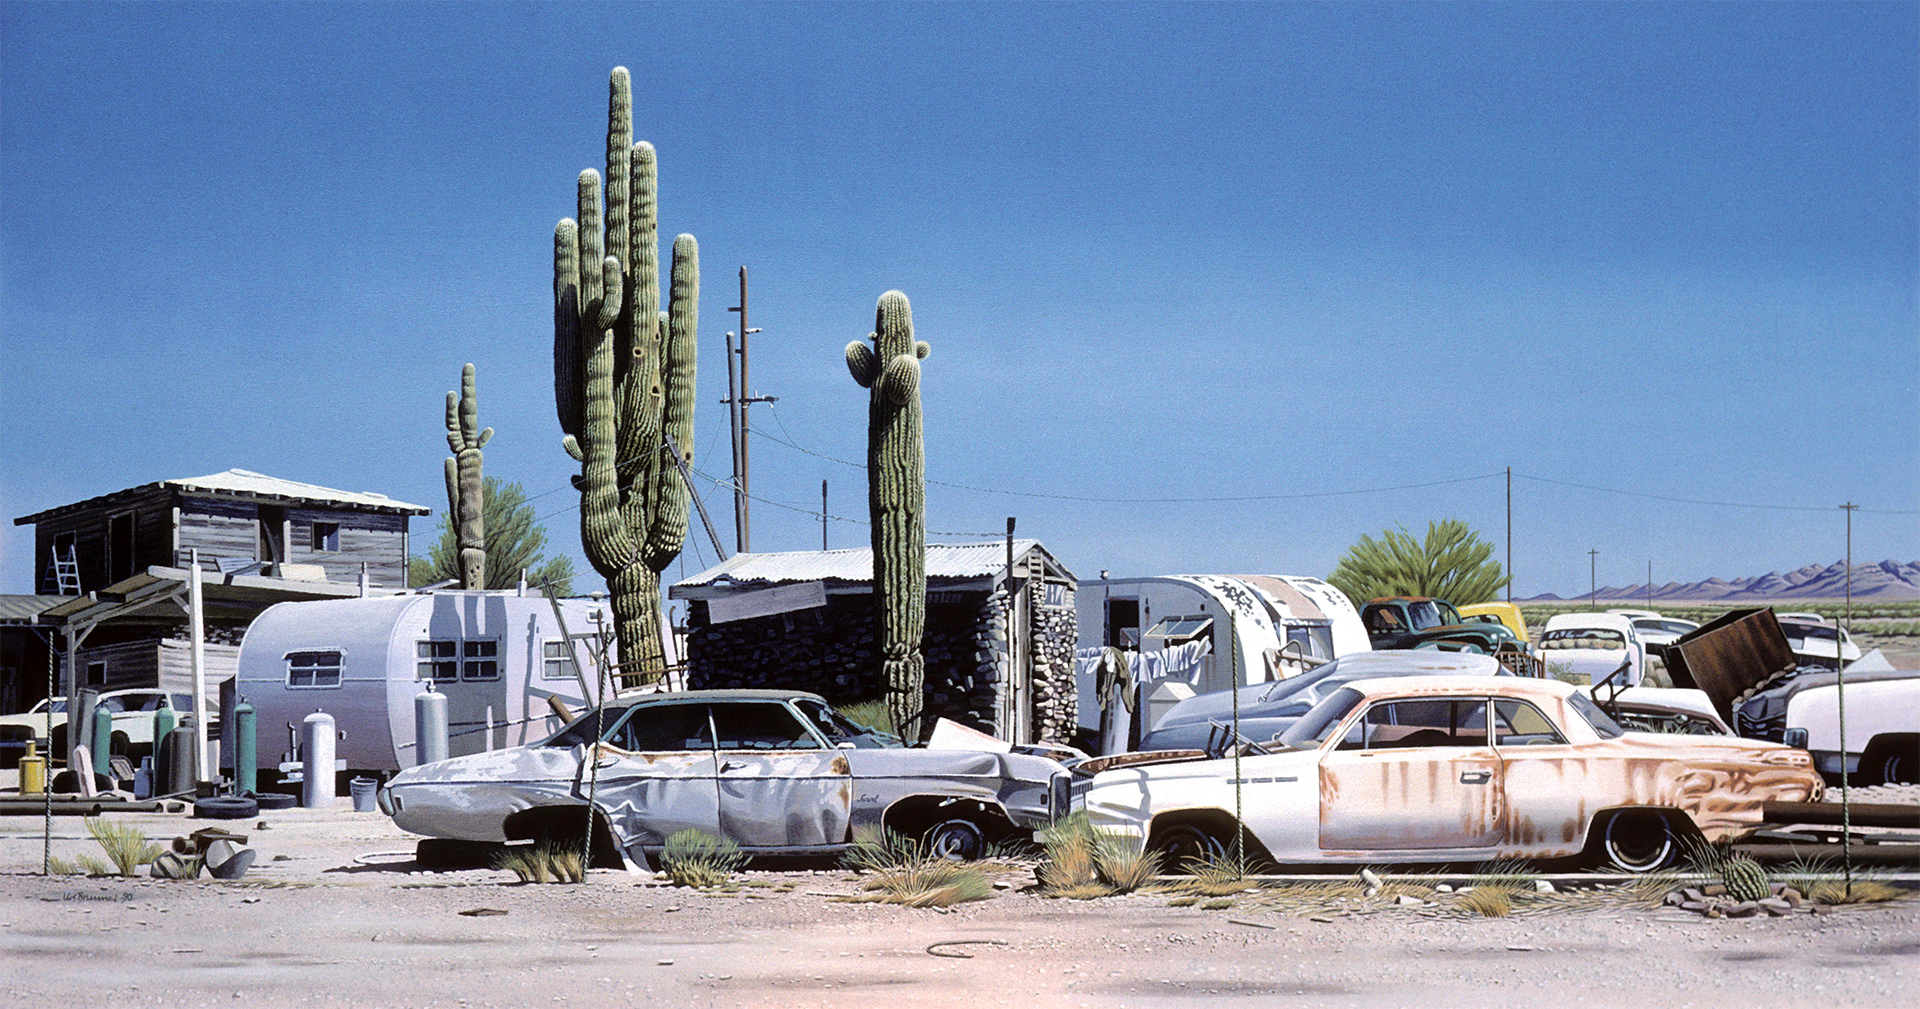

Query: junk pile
left=150, top=826, right=257, bottom=881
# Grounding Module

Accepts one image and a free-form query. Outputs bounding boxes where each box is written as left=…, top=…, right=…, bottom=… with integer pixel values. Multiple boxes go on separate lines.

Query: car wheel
left=1154, top=823, right=1228, bottom=868
left=1597, top=809, right=1678, bottom=872
left=924, top=818, right=987, bottom=861
left=1879, top=747, right=1915, bottom=786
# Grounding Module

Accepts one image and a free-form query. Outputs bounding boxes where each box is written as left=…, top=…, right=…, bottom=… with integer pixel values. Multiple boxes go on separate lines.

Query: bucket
left=349, top=776, right=379, bottom=813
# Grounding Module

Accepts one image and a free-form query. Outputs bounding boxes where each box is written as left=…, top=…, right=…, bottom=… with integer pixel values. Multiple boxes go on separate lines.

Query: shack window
left=310, top=522, right=340, bottom=552
left=417, top=640, right=457, bottom=683
left=86, top=661, right=107, bottom=687
left=287, top=650, right=343, bottom=688
left=1144, top=615, right=1213, bottom=645
left=540, top=640, right=574, bottom=680
left=462, top=639, right=500, bottom=681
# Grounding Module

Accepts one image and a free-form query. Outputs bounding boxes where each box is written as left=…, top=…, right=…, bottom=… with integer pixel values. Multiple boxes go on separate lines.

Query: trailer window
left=287, top=651, right=343, bottom=688
left=462, top=640, right=500, bottom=681
left=417, top=640, right=457, bottom=683
left=541, top=640, right=575, bottom=680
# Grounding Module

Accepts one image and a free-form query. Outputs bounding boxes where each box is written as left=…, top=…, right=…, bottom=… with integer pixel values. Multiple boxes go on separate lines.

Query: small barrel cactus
left=443, top=363, right=492, bottom=590
left=1720, top=856, right=1771, bottom=902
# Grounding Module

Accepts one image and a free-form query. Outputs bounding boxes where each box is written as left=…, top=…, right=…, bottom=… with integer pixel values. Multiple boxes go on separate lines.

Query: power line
left=1513, top=473, right=1919, bottom=516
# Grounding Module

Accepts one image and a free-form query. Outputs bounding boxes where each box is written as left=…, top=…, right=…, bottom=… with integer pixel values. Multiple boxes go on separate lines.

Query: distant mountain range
left=1523, top=560, right=1920, bottom=602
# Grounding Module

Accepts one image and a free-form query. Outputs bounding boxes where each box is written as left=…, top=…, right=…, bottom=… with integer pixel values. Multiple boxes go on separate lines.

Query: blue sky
left=2, top=1, right=1914, bottom=601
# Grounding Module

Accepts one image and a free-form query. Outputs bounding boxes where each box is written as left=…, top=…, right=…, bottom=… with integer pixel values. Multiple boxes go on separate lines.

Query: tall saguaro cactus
left=845, top=291, right=931, bottom=740
left=553, top=67, right=699, bottom=679
left=443, top=363, right=492, bottom=590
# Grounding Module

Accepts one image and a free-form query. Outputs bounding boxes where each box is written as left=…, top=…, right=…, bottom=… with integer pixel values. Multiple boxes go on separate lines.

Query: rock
left=1683, top=888, right=1706, bottom=903
left=1758, top=898, right=1793, bottom=917
left=1702, top=884, right=1728, bottom=897
left=1533, top=880, right=1556, bottom=894
left=1395, top=895, right=1425, bottom=907
left=1663, top=891, right=1686, bottom=907
left=1359, top=869, right=1383, bottom=890
left=1780, top=886, right=1804, bottom=906
left=1435, top=884, right=1453, bottom=893
left=1726, top=901, right=1759, bottom=918
left=1704, top=906, right=1724, bottom=919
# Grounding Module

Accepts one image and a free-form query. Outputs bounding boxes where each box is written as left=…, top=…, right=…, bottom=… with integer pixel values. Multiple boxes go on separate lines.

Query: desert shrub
left=1199, top=897, right=1237, bottom=910
left=1179, top=851, right=1257, bottom=897
left=83, top=817, right=163, bottom=877
left=659, top=829, right=746, bottom=888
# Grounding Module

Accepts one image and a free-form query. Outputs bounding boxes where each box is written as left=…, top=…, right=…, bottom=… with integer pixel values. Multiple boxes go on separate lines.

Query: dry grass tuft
left=492, top=841, right=586, bottom=884
left=660, top=829, right=747, bottom=888
left=838, top=826, right=996, bottom=908
left=83, top=817, right=163, bottom=877
left=1456, top=885, right=1514, bottom=917
left=1806, top=879, right=1907, bottom=905
left=1199, top=897, right=1237, bottom=911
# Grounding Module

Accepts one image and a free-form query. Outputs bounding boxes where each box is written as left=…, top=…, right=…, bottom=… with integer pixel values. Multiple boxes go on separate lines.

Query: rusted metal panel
left=1663, top=608, right=1796, bottom=724
left=716, top=751, right=850, bottom=846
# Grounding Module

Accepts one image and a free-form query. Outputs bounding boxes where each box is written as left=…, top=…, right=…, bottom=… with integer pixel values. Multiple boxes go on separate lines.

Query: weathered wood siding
left=287, top=507, right=409, bottom=586
left=175, top=495, right=263, bottom=564
left=27, top=486, right=172, bottom=594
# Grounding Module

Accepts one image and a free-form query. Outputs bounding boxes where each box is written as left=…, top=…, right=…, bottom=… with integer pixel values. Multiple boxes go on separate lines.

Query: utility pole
left=1589, top=549, right=1598, bottom=607
left=1505, top=467, right=1512, bottom=604
left=724, top=267, right=774, bottom=554
left=1840, top=501, right=1858, bottom=895
left=1647, top=559, right=1652, bottom=612
left=821, top=480, right=829, bottom=551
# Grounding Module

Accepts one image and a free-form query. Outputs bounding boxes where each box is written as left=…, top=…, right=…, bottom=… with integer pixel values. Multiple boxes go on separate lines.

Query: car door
left=1489, top=697, right=1586, bottom=855
left=1317, top=696, right=1503, bottom=851
left=573, top=702, right=721, bottom=848
left=710, top=700, right=852, bottom=848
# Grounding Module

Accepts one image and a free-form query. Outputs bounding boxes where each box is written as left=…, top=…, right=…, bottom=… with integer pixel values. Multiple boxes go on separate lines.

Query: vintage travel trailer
left=1074, top=574, right=1368, bottom=743
left=235, top=590, right=637, bottom=775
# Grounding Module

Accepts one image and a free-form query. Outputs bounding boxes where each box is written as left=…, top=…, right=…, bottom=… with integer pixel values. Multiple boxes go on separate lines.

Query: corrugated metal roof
left=0, top=594, right=65, bottom=624
left=14, top=469, right=430, bottom=525
left=672, top=539, right=1073, bottom=594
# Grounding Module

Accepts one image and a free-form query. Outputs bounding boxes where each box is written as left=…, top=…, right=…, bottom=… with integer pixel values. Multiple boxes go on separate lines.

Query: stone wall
left=685, top=582, right=1078, bottom=744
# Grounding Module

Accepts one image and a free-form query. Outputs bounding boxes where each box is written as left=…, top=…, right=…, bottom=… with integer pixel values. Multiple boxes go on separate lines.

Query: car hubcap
left=1604, top=811, right=1672, bottom=872
left=925, top=819, right=985, bottom=861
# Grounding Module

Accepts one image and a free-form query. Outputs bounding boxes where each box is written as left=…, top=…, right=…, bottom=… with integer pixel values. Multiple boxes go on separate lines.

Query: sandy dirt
left=3, top=803, right=1916, bottom=1009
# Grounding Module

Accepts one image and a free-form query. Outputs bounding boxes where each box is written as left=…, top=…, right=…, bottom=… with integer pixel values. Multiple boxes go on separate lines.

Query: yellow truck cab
left=1456, top=601, right=1529, bottom=644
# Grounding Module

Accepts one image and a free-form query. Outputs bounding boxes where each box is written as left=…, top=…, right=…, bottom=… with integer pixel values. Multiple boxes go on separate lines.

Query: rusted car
left=378, top=689, right=1069, bottom=863
left=1076, top=675, right=1821, bottom=872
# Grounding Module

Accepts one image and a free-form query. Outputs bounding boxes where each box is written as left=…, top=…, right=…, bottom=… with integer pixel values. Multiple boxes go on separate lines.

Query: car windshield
left=1541, top=628, right=1626, bottom=648
left=1407, top=601, right=1445, bottom=630
left=1565, top=692, right=1626, bottom=739
left=793, top=698, right=902, bottom=748
left=1277, top=686, right=1365, bottom=750
left=543, top=704, right=640, bottom=748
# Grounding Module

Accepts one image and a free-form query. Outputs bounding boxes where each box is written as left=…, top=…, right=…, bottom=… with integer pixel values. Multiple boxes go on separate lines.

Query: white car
left=1539, top=613, right=1643, bottom=686
left=0, top=689, right=200, bottom=760
left=1777, top=618, right=1860, bottom=669
left=1625, top=616, right=1700, bottom=651
left=1076, top=675, right=1822, bottom=872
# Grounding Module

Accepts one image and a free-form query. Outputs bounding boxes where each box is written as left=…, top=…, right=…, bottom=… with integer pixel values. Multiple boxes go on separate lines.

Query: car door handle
left=720, top=760, right=743, bottom=773
left=1458, top=770, right=1492, bottom=785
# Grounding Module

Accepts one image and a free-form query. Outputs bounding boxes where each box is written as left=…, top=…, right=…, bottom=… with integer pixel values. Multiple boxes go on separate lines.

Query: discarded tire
left=252, top=791, right=298, bottom=811
left=192, top=795, right=260, bottom=820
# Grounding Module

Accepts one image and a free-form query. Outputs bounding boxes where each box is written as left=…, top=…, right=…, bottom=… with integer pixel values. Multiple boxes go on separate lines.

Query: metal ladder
left=50, top=544, right=80, bottom=595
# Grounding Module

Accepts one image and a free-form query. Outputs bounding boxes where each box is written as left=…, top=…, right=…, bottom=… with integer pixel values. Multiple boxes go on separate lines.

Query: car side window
left=609, top=704, right=715, bottom=752
left=711, top=703, right=822, bottom=751
left=1493, top=700, right=1567, bottom=746
left=1349, top=698, right=1489, bottom=749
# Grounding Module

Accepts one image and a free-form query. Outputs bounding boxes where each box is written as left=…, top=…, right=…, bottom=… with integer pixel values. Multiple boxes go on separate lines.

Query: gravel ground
left=2, top=803, right=1916, bottom=1008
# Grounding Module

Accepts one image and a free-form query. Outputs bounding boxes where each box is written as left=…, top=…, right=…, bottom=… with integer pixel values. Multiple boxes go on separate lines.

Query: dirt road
left=2, top=806, right=1914, bottom=1008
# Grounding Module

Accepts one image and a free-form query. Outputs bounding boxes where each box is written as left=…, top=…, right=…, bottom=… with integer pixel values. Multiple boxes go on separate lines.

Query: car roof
left=1543, top=612, right=1634, bottom=632
left=608, top=688, right=825, bottom=708
left=1341, top=674, right=1574, bottom=702
left=1315, top=650, right=1502, bottom=676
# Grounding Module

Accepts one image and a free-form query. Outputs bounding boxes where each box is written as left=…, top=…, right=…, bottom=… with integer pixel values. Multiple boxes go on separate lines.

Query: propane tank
left=300, top=710, right=336, bottom=808
left=18, top=740, right=46, bottom=795
left=92, top=705, right=114, bottom=760
left=233, top=699, right=257, bottom=796
left=414, top=682, right=448, bottom=767
left=163, top=726, right=196, bottom=795
left=153, top=696, right=177, bottom=767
